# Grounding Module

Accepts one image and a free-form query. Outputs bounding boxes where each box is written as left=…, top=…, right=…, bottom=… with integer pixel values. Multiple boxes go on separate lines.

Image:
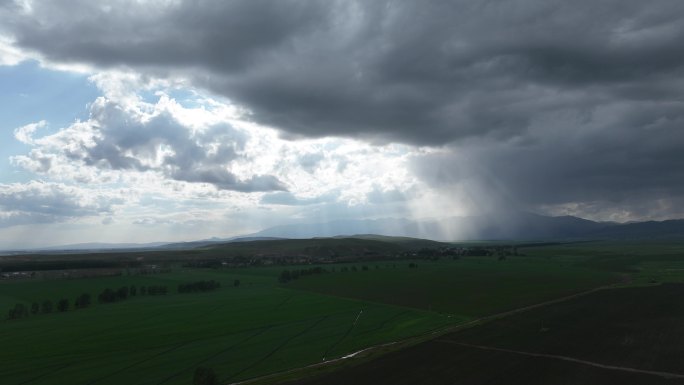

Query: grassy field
left=286, top=257, right=615, bottom=317
left=521, top=241, right=684, bottom=285
left=289, top=283, right=684, bottom=385
left=0, top=268, right=452, bottom=385
left=3, top=240, right=683, bottom=385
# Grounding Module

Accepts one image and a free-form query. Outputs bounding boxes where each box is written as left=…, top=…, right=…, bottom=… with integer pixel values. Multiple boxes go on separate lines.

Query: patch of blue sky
left=0, top=60, right=100, bottom=182
left=167, top=88, right=210, bottom=109
left=139, top=87, right=205, bottom=109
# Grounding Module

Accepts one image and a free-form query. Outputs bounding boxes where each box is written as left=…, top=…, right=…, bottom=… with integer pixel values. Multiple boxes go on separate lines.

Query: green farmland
left=0, top=268, right=451, bottom=385
left=287, top=258, right=614, bottom=317
left=2, top=240, right=684, bottom=384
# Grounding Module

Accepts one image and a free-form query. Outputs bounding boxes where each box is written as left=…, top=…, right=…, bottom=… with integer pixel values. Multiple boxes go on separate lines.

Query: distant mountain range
left=248, top=212, right=684, bottom=241
left=29, top=242, right=170, bottom=252
left=158, top=236, right=284, bottom=250
left=7, top=212, right=684, bottom=253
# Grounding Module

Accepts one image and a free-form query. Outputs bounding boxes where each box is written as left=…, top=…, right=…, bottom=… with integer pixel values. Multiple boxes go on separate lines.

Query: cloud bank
left=0, top=181, right=122, bottom=227
left=1, top=0, right=683, bottom=243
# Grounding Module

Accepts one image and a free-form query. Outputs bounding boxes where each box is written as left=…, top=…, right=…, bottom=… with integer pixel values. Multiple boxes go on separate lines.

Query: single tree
left=75, top=293, right=91, bottom=309
left=279, top=270, right=292, bottom=283
left=116, top=286, right=129, bottom=300
left=31, top=302, right=40, bottom=315
left=57, top=298, right=69, bottom=312
left=98, top=288, right=116, bottom=303
left=233, top=279, right=240, bottom=287
left=8, top=303, right=28, bottom=319
left=41, top=300, right=53, bottom=314
left=193, top=367, right=218, bottom=385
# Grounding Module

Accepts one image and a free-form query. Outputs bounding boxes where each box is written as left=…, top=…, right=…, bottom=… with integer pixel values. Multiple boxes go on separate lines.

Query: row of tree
left=338, top=265, right=375, bottom=272
left=280, top=264, right=415, bottom=283
left=178, top=280, right=221, bottom=293
left=7, top=284, right=172, bottom=320
left=7, top=296, right=85, bottom=320
left=98, top=287, right=131, bottom=303
left=97, top=285, right=168, bottom=304
left=279, top=267, right=327, bottom=283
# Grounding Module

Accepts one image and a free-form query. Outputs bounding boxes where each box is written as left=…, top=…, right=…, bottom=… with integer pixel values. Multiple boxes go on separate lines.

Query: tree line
left=7, top=284, right=169, bottom=320
left=98, top=285, right=169, bottom=303
left=8, top=295, right=89, bottom=319
left=278, top=263, right=424, bottom=285
left=6, top=278, right=240, bottom=320
left=178, top=280, right=221, bottom=293
left=279, top=267, right=327, bottom=283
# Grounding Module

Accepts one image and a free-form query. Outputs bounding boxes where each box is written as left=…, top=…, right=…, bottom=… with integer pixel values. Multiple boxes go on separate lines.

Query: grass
left=521, top=241, right=684, bottom=286
left=0, top=268, right=451, bottom=385
left=286, top=257, right=615, bottom=317
left=288, top=283, right=684, bottom=385
left=4, top=240, right=683, bottom=385
left=522, top=241, right=684, bottom=271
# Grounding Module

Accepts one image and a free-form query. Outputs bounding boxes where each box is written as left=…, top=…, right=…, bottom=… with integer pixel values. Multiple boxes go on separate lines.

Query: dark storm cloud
left=411, top=101, right=684, bottom=220
left=4, top=0, right=683, bottom=143
left=3, top=0, right=684, bottom=218
left=1, top=0, right=328, bottom=71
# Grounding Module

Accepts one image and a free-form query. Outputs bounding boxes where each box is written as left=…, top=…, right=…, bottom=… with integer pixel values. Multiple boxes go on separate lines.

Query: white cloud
left=12, top=77, right=423, bottom=202
left=3, top=76, right=431, bottom=242
left=0, top=36, right=28, bottom=65
left=0, top=181, right=124, bottom=227
left=13, top=120, right=46, bottom=144
left=11, top=93, right=286, bottom=192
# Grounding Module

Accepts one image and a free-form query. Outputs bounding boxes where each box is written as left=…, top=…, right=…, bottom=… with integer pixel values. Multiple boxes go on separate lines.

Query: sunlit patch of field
left=0, top=269, right=451, bottom=385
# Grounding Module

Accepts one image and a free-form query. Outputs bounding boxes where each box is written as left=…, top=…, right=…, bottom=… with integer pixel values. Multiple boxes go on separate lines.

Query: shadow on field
left=285, top=284, right=684, bottom=385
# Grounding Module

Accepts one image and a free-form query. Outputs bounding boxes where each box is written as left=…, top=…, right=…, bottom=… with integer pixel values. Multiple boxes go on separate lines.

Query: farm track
left=445, top=283, right=618, bottom=328
left=437, top=340, right=684, bottom=380
left=321, top=309, right=364, bottom=361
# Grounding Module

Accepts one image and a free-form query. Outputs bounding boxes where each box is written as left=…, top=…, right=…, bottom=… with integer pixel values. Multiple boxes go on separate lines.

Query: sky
left=1, top=0, right=683, bottom=248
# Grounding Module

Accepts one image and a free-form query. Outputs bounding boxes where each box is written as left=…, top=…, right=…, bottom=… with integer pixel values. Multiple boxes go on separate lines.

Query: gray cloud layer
left=0, top=182, right=121, bottom=227
left=3, top=0, right=684, bottom=219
